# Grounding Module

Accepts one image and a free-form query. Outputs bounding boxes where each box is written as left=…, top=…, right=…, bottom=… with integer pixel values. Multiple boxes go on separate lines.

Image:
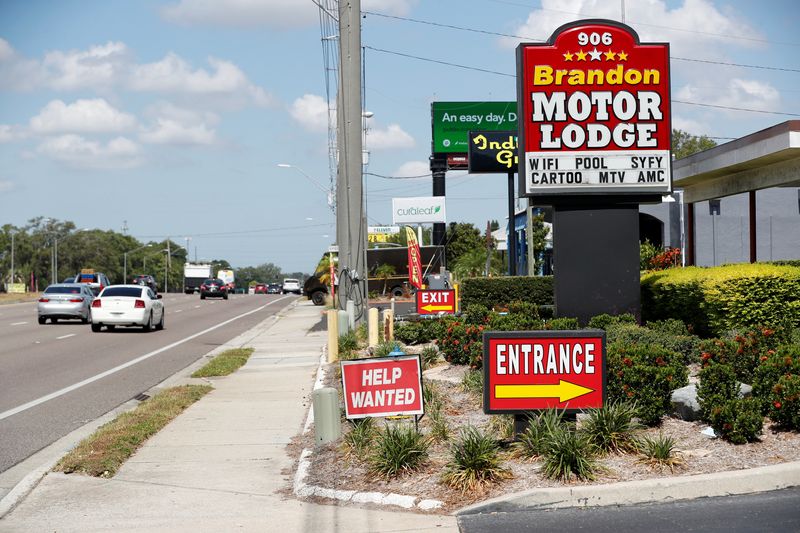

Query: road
left=458, top=488, right=800, bottom=532
left=0, top=292, right=299, bottom=475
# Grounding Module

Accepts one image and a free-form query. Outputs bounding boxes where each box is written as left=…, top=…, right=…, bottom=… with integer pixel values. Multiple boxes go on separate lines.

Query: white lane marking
left=194, top=305, right=200, bottom=308
left=56, top=333, right=76, bottom=340
left=0, top=295, right=293, bottom=421
left=11, top=322, right=28, bottom=326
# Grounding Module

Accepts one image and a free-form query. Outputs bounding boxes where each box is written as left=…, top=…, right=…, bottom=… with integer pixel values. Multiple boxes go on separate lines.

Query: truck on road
left=217, top=269, right=235, bottom=293
left=184, top=263, right=212, bottom=294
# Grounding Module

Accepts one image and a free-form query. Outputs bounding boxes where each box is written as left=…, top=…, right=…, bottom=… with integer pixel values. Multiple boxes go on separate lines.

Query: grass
left=541, top=424, right=599, bottom=482
left=0, top=292, right=40, bottom=304
left=191, top=347, right=254, bottom=377
left=338, top=330, right=359, bottom=356
left=342, top=417, right=378, bottom=459
left=420, top=345, right=441, bottom=370
left=368, top=423, right=430, bottom=479
left=461, top=369, right=483, bottom=397
left=55, top=385, right=212, bottom=477
left=442, top=426, right=512, bottom=493
left=423, top=380, right=450, bottom=442
left=637, top=434, right=686, bottom=472
left=581, top=401, right=643, bottom=454
left=513, top=409, right=565, bottom=460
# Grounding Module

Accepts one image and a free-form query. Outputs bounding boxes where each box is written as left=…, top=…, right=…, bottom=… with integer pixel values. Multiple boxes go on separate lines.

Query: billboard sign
left=416, top=289, right=456, bottom=315
left=483, top=331, right=606, bottom=414
left=392, top=196, right=447, bottom=224
left=341, top=355, right=424, bottom=419
left=432, top=102, right=517, bottom=154
left=517, top=20, right=671, bottom=197
left=468, top=131, right=518, bottom=174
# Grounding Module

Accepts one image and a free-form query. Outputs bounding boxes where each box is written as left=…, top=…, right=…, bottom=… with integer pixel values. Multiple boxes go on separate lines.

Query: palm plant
left=374, top=264, right=396, bottom=295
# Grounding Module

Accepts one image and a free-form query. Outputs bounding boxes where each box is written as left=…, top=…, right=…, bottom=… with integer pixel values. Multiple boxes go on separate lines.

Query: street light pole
left=10, top=231, right=15, bottom=286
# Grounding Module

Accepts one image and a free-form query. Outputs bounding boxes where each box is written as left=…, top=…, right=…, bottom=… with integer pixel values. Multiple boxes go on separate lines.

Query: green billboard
left=431, top=101, right=517, bottom=154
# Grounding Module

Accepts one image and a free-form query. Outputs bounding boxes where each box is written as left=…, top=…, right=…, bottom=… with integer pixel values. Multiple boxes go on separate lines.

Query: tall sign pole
left=517, top=20, right=671, bottom=324
left=336, top=0, right=367, bottom=318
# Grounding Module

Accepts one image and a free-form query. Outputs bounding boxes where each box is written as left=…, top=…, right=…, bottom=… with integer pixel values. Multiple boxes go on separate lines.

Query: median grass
left=191, top=347, right=255, bottom=377
left=55, top=384, right=212, bottom=477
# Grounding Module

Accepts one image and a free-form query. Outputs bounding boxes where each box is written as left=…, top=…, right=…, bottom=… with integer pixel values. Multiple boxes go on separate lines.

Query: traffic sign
left=341, top=355, right=423, bottom=419
left=416, top=289, right=456, bottom=315
left=483, top=330, right=606, bottom=413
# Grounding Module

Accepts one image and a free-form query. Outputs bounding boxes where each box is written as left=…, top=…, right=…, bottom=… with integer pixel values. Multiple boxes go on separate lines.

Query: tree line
left=0, top=217, right=306, bottom=292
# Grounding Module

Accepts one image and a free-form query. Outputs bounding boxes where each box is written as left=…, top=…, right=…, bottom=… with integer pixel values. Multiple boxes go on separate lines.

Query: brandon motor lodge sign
left=517, top=20, right=671, bottom=196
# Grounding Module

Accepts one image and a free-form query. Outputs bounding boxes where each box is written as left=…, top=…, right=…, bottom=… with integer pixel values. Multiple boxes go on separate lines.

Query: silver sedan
left=37, top=283, right=95, bottom=324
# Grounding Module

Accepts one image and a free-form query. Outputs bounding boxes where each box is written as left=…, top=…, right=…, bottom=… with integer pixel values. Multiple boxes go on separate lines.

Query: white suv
left=281, top=278, right=301, bottom=294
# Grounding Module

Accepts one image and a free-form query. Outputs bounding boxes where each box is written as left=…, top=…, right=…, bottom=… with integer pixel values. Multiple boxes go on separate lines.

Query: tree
left=445, top=222, right=484, bottom=267
left=374, top=264, right=396, bottom=295
left=672, top=129, right=717, bottom=160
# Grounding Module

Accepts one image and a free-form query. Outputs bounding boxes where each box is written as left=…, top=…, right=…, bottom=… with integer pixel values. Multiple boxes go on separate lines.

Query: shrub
left=373, top=340, right=404, bottom=358
left=486, top=414, right=515, bottom=441
left=420, top=345, right=440, bottom=369
left=646, top=318, right=690, bottom=336
left=708, top=397, right=763, bottom=444
left=545, top=317, right=580, bottom=330
left=700, top=328, right=785, bottom=383
left=394, top=320, right=440, bottom=345
left=461, top=276, right=554, bottom=310
left=463, top=304, right=492, bottom=325
left=442, top=426, right=512, bottom=493
left=637, top=434, right=685, bottom=472
left=489, top=311, right=545, bottom=332
left=640, top=240, right=660, bottom=270
left=342, top=418, right=377, bottom=459
left=462, top=369, right=483, bottom=397
left=514, top=409, right=564, bottom=460
left=765, top=374, right=800, bottom=430
left=368, top=424, right=430, bottom=479
left=607, top=323, right=700, bottom=365
left=649, top=247, right=682, bottom=270
left=607, top=342, right=688, bottom=426
left=697, top=359, right=739, bottom=420
left=588, top=313, right=637, bottom=330
left=581, top=401, right=642, bottom=454
left=541, top=424, right=598, bottom=482
left=641, top=263, right=800, bottom=337
left=338, top=330, right=359, bottom=355
left=753, top=345, right=800, bottom=429
left=439, top=320, right=484, bottom=367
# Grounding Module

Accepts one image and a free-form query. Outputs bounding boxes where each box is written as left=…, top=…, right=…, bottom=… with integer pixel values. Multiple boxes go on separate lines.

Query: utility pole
left=430, top=156, right=447, bottom=268
left=10, top=231, right=15, bottom=285
left=335, top=0, right=367, bottom=320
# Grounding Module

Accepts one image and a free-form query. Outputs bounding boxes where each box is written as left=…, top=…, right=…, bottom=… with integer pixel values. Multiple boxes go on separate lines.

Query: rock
left=739, top=383, right=753, bottom=398
left=671, top=384, right=701, bottom=421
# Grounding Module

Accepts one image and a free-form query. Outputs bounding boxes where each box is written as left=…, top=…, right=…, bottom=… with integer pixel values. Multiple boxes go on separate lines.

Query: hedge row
left=641, top=263, right=800, bottom=337
left=460, top=276, right=554, bottom=310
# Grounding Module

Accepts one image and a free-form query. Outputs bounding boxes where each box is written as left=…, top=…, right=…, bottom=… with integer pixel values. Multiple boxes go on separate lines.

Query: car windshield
left=203, top=279, right=219, bottom=284
left=45, top=286, right=82, bottom=294
left=101, top=287, right=143, bottom=298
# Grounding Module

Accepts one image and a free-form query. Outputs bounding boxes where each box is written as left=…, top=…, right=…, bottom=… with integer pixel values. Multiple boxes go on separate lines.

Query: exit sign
left=416, top=289, right=456, bottom=315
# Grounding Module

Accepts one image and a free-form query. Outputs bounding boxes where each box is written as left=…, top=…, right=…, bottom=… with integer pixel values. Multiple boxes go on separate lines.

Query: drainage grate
left=133, top=393, right=150, bottom=402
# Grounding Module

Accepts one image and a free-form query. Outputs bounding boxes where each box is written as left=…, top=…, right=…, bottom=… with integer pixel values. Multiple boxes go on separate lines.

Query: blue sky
left=1, top=0, right=798, bottom=272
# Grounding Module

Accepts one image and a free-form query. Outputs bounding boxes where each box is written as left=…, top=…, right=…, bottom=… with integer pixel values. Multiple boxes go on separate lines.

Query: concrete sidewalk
left=0, top=301, right=457, bottom=532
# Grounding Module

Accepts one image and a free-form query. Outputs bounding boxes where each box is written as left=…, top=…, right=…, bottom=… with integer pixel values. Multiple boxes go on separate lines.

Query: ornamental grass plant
left=637, top=434, right=685, bottom=472
left=368, top=423, right=430, bottom=479
left=541, top=423, right=599, bottom=482
left=581, top=401, right=643, bottom=454
left=442, top=426, right=512, bottom=493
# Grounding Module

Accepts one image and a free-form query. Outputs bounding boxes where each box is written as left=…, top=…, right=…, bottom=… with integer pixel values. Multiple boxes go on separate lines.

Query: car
left=254, top=283, right=267, bottom=294
left=281, top=278, right=302, bottom=295
left=37, top=283, right=95, bottom=324
left=131, top=274, right=158, bottom=293
left=267, top=283, right=282, bottom=294
left=73, top=271, right=111, bottom=296
left=90, top=285, right=164, bottom=332
left=200, top=278, right=228, bottom=300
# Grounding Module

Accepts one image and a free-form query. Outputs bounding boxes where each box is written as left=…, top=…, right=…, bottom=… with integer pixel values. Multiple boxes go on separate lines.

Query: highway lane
left=0, top=292, right=301, bottom=474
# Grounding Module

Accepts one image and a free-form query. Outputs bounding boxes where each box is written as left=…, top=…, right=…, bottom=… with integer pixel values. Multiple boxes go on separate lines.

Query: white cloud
left=161, top=0, right=317, bottom=29
left=42, top=41, right=130, bottom=91
left=0, top=38, right=13, bottom=61
left=30, top=98, right=137, bottom=134
left=37, top=134, right=142, bottom=169
left=140, top=119, right=216, bottom=145
left=393, top=160, right=430, bottom=177
left=0, top=124, right=26, bottom=143
left=0, top=180, right=14, bottom=193
left=367, top=124, right=415, bottom=150
left=671, top=115, right=709, bottom=137
left=363, top=0, right=418, bottom=16
left=289, top=94, right=330, bottom=132
left=677, top=78, right=780, bottom=113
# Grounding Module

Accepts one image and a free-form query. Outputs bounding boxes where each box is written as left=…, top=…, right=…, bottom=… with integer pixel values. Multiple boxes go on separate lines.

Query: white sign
left=392, top=197, right=447, bottom=224
left=368, top=225, right=401, bottom=235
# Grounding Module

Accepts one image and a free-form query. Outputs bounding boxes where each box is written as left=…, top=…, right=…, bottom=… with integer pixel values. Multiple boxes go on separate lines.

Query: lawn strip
left=192, top=347, right=255, bottom=377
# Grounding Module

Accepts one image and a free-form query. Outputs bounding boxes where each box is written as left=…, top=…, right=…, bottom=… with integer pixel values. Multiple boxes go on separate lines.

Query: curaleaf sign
left=517, top=20, right=671, bottom=197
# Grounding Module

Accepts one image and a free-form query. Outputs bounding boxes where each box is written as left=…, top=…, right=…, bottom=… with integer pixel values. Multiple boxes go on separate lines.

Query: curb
left=457, top=460, right=800, bottom=515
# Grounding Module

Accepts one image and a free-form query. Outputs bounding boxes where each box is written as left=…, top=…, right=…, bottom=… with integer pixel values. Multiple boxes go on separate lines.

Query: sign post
left=517, top=20, right=671, bottom=324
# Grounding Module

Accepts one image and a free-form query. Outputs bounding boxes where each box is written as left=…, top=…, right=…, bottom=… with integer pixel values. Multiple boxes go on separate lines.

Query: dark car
left=200, top=278, right=228, bottom=300
left=266, top=283, right=282, bottom=294
left=303, top=275, right=328, bottom=306
left=131, top=274, right=158, bottom=293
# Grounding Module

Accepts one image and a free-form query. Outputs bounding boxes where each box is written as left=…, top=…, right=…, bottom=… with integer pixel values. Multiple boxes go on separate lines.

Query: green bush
left=545, top=317, right=580, bottom=330
left=697, top=359, right=739, bottom=420
left=439, top=320, right=484, bottom=367
left=541, top=424, right=598, bottom=482
left=420, top=345, right=440, bottom=369
left=588, top=313, right=637, bottom=330
left=641, top=263, right=800, bottom=337
left=708, top=397, right=763, bottom=444
left=753, top=345, right=800, bottom=429
left=338, top=330, right=359, bottom=354
left=489, top=311, right=545, bottom=332
left=607, top=342, right=688, bottom=426
left=637, top=434, right=685, bottom=472
left=368, top=424, right=429, bottom=479
left=373, top=340, right=404, bottom=358
left=765, top=374, right=800, bottom=430
left=394, top=320, right=440, bottom=345
left=581, top=401, right=642, bottom=454
left=463, top=304, right=492, bottom=325
left=462, top=369, right=483, bottom=397
left=646, top=318, right=690, bottom=336
left=461, top=276, right=554, bottom=310
left=342, top=418, right=377, bottom=459
left=441, top=426, right=511, bottom=493
left=513, top=409, right=564, bottom=460
left=607, top=323, right=700, bottom=365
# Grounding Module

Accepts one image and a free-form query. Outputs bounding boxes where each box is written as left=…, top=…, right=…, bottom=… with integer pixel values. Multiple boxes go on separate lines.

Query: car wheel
left=81, top=311, right=90, bottom=324
left=143, top=312, right=153, bottom=332
left=200, top=294, right=206, bottom=300
left=38, top=316, right=46, bottom=325
left=391, top=287, right=404, bottom=298
left=107, top=325, right=116, bottom=332
left=311, top=290, right=326, bottom=306
left=51, top=317, right=58, bottom=324
left=156, top=310, right=165, bottom=331
left=223, top=293, right=228, bottom=300
left=91, top=323, right=101, bottom=332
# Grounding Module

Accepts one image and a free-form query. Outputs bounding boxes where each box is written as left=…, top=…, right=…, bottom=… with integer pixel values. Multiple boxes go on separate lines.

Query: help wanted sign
left=341, top=355, right=424, bottom=419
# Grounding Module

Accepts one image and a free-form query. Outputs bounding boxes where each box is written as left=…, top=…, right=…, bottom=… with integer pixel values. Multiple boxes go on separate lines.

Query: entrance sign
left=432, top=102, right=517, bottom=154
left=483, top=331, right=606, bottom=414
left=468, top=131, right=518, bottom=174
left=341, top=355, right=424, bottom=419
left=517, top=20, right=671, bottom=197
left=392, top=196, right=447, bottom=224
left=416, top=289, right=456, bottom=315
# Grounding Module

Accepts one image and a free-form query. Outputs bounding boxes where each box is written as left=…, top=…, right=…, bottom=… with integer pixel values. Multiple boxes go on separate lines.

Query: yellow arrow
left=421, top=304, right=453, bottom=312
left=494, top=381, right=594, bottom=402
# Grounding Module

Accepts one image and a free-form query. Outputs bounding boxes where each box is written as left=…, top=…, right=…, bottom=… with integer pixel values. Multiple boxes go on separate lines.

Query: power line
left=672, top=56, right=800, bottom=73
left=362, top=9, right=543, bottom=41
left=367, top=45, right=799, bottom=116
left=365, top=171, right=431, bottom=179
left=134, top=223, right=333, bottom=240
